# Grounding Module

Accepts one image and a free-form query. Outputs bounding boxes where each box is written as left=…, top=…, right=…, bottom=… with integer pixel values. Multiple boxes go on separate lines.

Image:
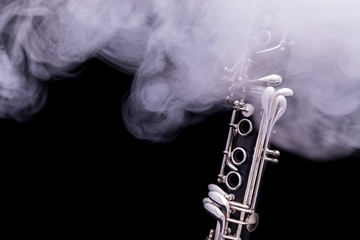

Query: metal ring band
left=225, top=171, right=242, bottom=191
left=231, top=147, right=247, bottom=166
left=237, top=119, right=253, bottom=136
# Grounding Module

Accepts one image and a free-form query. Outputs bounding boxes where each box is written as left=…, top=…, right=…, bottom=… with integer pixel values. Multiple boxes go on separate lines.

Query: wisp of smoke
left=0, top=0, right=359, bottom=160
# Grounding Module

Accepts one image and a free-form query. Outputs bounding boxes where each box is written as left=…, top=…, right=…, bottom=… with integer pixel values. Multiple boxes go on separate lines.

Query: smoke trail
left=121, top=0, right=253, bottom=142
left=0, top=0, right=359, bottom=160
left=272, top=0, right=360, bottom=159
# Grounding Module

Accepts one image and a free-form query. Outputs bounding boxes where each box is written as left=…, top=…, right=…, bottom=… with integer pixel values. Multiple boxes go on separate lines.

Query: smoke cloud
left=0, top=0, right=359, bottom=160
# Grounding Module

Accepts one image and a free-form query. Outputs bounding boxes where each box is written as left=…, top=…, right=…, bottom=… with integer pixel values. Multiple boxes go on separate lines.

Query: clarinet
left=203, top=1, right=294, bottom=240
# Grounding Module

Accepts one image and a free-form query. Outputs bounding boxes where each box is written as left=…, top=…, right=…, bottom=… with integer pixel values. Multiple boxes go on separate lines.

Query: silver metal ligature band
left=203, top=1, right=294, bottom=240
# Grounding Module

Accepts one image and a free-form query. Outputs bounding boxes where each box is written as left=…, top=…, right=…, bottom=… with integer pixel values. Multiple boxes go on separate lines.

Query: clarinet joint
left=204, top=1, right=294, bottom=239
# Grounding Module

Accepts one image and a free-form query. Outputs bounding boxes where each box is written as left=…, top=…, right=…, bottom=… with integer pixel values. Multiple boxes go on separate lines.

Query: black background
left=2, top=59, right=359, bottom=240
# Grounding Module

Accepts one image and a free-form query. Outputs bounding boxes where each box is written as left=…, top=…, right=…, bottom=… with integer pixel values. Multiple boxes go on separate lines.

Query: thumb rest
left=203, top=1, right=294, bottom=240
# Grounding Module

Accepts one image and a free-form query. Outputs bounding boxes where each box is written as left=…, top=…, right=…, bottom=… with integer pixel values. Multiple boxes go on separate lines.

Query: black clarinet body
left=203, top=1, right=294, bottom=240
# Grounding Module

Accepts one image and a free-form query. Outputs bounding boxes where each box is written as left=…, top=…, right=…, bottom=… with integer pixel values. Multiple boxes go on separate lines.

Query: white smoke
left=272, top=0, right=360, bottom=159
left=0, top=0, right=360, bottom=160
